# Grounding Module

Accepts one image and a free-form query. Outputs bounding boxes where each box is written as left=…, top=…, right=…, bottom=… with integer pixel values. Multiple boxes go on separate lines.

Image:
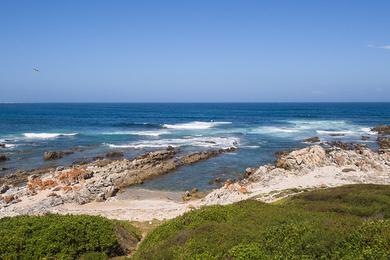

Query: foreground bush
left=0, top=214, right=140, bottom=259
left=133, top=184, right=390, bottom=259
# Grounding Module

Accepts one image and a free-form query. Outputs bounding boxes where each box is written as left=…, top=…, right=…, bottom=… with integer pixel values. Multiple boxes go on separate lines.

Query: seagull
left=33, top=68, right=40, bottom=72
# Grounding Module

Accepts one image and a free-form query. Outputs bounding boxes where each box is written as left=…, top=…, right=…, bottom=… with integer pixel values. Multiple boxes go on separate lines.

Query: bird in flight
left=33, top=68, right=40, bottom=72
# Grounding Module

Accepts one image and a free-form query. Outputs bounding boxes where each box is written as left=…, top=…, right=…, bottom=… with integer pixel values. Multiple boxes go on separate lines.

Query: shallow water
left=0, top=103, right=389, bottom=191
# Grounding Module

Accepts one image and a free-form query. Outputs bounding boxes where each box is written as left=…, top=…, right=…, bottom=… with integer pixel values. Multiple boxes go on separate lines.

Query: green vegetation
left=133, top=184, right=390, bottom=259
left=0, top=214, right=141, bottom=259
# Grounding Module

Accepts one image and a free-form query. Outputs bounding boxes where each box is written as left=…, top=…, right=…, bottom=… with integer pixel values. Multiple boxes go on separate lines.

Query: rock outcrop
left=0, top=146, right=236, bottom=214
left=203, top=143, right=390, bottom=206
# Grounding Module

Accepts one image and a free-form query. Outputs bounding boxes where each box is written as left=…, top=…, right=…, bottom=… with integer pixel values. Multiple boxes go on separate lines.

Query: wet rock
left=371, top=125, right=390, bottom=135
left=275, top=150, right=290, bottom=159
left=43, top=151, right=73, bottom=161
left=105, top=151, right=124, bottom=158
left=361, top=136, right=370, bottom=141
left=327, top=141, right=354, bottom=150
left=179, top=147, right=236, bottom=165
left=303, top=137, right=320, bottom=143
left=0, top=154, right=8, bottom=162
left=0, top=144, right=5, bottom=148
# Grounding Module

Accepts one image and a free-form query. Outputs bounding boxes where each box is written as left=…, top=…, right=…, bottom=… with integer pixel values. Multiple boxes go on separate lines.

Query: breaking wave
left=105, top=136, right=239, bottom=149
left=23, top=133, right=78, bottom=139
left=163, top=121, right=232, bottom=130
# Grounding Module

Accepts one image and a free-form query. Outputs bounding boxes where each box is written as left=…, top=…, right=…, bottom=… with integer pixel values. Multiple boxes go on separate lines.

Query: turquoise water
left=0, top=103, right=389, bottom=191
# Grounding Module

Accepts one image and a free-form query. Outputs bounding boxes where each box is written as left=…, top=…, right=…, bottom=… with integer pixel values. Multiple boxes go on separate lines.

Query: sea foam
left=23, top=133, right=78, bottom=139
left=163, top=121, right=232, bottom=130
left=103, top=130, right=169, bottom=137
left=106, top=136, right=239, bottom=149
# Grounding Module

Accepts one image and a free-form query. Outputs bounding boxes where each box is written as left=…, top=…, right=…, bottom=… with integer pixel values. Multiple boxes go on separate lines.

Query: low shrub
left=0, top=214, right=140, bottom=259
left=133, top=184, right=390, bottom=259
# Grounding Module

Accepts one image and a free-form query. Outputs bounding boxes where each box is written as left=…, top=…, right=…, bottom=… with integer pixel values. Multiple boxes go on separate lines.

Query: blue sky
left=0, top=0, right=389, bottom=102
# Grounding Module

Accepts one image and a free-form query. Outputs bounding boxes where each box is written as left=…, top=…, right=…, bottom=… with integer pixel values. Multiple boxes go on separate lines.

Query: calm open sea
left=0, top=103, right=389, bottom=191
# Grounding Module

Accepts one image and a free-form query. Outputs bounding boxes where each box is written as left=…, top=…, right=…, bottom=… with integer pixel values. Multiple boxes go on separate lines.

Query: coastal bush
left=0, top=214, right=141, bottom=259
left=285, top=184, right=390, bottom=218
left=133, top=184, right=390, bottom=259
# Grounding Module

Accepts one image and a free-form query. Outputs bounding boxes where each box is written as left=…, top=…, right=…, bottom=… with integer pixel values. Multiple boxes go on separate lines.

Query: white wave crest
left=23, top=133, right=78, bottom=139
left=163, top=121, right=232, bottom=130
left=250, top=120, right=373, bottom=139
left=249, top=126, right=299, bottom=134
left=316, top=130, right=356, bottom=136
left=106, top=136, right=239, bottom=149
left=104, top=130, right=169, bottom=137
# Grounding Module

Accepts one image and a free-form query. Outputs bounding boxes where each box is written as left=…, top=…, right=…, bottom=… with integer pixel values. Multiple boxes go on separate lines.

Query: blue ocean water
left=0, top=103, right=389, bottom=191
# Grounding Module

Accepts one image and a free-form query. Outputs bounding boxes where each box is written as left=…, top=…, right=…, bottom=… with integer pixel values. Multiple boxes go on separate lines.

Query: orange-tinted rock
left=3, top=195, right=15, bottom=203
left=57, top=168, right=90, bottom=184
left=63, top=186, right=73, bottom=192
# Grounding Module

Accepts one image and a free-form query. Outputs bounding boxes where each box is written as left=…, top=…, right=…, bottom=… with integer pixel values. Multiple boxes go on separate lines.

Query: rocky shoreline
left=0, top=147, right=235, bottom=217
left=0, top=125, right=389, bottom=221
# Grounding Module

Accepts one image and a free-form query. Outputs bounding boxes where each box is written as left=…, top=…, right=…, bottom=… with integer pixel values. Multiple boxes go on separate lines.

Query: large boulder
left=275, top=145, right=327, bottom=170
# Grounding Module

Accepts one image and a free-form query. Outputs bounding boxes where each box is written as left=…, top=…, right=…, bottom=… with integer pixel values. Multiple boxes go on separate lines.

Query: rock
left=2, top=195, right=15, bottom=204
left=378, top=137, right=390, bottom=148
left=303, top=137, right=320, bottom=143
left=43, top=151, right=63, bottom=160
left=327, top=141, right=354, bottom=150
left=0, top=154, right=8, bottom=162
left=275, top=145, right=327, bottom=170
left=105, top=151, right=124, bottom=158
left=0, top=184, right=9, bottom=194
left=275, top=150, right=290, bottom=159
left=329, top=133, right=345, bottom=136
left=182, top=188, right=205, bottom=201
left=104, top=186, right=119, bottom=198
left=56, top=166, right=65, bottom=171
left=361, top=136, right=370, bottom=141
left=342, top=168, right=356, bottom=172
left=43, top=150, right=74, bottom=160
left=371, top=125, right=390, bottom=135
left=0, top=144, right=5, bottom=148
left=244, top=167, right=256, bottom=178
left=179, top=147, right=236, bottom=165
left=27, top=174, right=39, bottom=182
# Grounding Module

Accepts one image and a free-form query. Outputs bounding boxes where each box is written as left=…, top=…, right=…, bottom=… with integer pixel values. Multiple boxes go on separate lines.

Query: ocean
left=0, top=103, right=389, bottom=191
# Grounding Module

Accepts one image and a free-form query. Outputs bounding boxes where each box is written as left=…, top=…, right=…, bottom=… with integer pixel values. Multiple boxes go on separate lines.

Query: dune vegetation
left=133, top=184, right=390, bottom=259
left=0, top=214, right=141, bottom=259
left=0, top=184, right=389, bottom=259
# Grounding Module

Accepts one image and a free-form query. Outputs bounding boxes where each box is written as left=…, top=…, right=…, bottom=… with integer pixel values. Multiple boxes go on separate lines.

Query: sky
left=0, top=0, right=389, bottom=102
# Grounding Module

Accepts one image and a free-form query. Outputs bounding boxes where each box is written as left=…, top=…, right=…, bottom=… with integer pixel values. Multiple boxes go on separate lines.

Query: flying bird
left=33, top=68, right=40, bottom=72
